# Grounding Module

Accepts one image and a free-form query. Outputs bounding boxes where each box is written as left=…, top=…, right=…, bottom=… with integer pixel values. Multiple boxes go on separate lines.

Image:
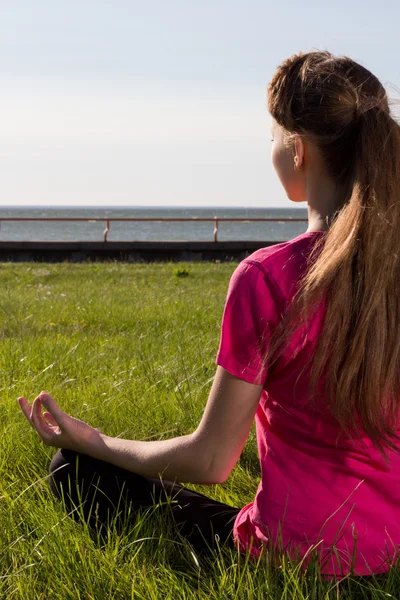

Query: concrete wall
left=0, top=240, right=281, bottom=263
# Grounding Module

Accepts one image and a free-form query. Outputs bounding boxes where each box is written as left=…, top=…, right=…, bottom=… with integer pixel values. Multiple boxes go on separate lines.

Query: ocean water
left=0, top=206, right=309, bottom=242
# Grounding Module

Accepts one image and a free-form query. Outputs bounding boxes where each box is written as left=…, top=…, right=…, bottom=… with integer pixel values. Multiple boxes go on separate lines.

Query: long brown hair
left=266, top=51, right=400, bottom=459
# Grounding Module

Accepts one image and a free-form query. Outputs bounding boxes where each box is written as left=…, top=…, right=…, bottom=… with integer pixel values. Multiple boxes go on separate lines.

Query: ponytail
left=267, top=51, right=400, bottom=459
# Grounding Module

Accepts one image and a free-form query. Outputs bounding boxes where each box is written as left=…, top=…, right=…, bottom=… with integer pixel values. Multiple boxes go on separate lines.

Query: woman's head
left=267, top=51, right=392, bottom=206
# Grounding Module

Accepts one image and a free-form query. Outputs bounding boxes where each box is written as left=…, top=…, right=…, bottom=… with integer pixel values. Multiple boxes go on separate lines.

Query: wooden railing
left=0, top=216, right=308, bottom=242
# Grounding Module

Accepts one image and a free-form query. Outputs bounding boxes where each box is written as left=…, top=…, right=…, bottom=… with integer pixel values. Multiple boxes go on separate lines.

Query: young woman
left=19, top=50, right=400, bottom=579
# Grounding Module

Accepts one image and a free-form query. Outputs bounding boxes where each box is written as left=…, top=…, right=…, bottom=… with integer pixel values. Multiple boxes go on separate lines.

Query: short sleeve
left=216, top=260, right=281, bottom=386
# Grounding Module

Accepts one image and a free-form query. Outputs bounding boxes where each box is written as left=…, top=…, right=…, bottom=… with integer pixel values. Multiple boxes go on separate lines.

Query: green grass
left=0, top=261, right=399, bottom=599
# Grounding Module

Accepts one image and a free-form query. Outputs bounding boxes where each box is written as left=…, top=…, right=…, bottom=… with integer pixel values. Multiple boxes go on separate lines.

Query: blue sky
left=1, top=0, right=399, bottom=207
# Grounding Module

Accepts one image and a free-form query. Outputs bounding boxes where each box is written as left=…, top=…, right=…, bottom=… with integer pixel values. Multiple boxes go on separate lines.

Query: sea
left=0, top=206, right=309, bottom=243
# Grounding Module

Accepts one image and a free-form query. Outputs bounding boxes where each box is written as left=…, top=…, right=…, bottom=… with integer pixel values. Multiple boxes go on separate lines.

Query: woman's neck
left=304, top=172, right=344, bottom=233
left=306, top=205, right=331, bottom=232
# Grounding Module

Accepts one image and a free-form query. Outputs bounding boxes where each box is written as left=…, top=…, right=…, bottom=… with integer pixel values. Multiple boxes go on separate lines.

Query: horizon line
left=0, top=204, right=304, bottom=210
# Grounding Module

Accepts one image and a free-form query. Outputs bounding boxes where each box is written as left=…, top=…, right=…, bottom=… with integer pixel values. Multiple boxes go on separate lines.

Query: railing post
left=103, top=219, right=110, bottom=242
left=213, top=217, right=219, bottom=242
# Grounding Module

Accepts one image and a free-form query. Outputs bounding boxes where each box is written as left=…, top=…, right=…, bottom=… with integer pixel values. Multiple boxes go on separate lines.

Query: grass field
left=0, top=261, right=399, bottom=599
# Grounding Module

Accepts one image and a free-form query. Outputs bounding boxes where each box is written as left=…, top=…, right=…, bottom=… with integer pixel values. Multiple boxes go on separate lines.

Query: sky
left=1, top=0, right=399, bottom=208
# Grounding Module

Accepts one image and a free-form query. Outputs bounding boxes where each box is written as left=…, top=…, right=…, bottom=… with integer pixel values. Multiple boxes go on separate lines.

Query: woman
left=19, top=50, right=400, bottom=578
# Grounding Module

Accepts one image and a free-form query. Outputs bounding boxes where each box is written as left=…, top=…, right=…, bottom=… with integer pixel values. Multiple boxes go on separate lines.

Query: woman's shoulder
left=238, top=231, right=324, bottom=300
left=244, top=231, right=323, bottom=270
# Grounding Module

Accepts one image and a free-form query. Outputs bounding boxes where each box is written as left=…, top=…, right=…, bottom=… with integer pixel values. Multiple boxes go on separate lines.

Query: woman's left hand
left=18, top=392, right=105, bottom=455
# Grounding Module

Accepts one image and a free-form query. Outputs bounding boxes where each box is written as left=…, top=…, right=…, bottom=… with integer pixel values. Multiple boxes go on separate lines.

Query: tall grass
left=0, top=261, right=398, bottom=599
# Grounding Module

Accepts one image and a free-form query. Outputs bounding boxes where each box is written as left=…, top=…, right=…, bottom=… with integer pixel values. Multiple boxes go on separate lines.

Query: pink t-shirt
left=216, top=231, right=400, bottom=578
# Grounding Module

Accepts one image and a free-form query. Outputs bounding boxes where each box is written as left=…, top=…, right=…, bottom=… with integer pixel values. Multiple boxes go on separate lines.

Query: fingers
left=18, top=391, right=65, bottom=426
left=18, top=393, right=60, bottom=443
left=18, top=397, right=33, bottom=424
left=18, top=395, right=52, bottom=440
left=32, top=394, right=44, bottom=421
left=18, top=395, right=53, bottom=427
left=30, top=397, right=57, bottom=441
left=39, top=392, right=66, bottom=425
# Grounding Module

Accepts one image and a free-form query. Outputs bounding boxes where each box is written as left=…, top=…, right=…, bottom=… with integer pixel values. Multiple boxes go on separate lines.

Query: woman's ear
left=293, top=135, right=305, bottom=171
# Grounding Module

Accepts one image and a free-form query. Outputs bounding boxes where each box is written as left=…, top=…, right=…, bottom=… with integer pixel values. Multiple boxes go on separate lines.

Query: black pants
left=49, top=449, right=240, bottom=555
left=48, top=452, right=386, bottom=581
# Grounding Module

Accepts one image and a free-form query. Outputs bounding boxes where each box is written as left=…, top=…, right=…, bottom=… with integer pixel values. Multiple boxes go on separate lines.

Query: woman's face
left=271, top=119, right=306, bottom=203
